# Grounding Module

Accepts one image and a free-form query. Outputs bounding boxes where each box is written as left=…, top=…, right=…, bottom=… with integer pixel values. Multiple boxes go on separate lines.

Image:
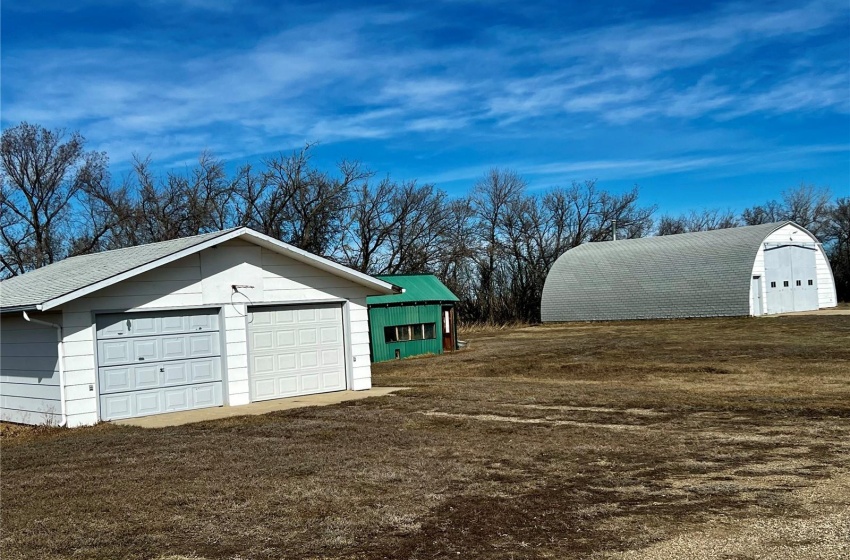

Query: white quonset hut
left=542, top=221, right=837, bottom=322
left=0, top=228, right=399, bottom=427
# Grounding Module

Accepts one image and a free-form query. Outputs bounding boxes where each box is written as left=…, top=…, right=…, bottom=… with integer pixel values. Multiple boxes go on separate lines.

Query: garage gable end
left=0, top=228, right=397, bottom=312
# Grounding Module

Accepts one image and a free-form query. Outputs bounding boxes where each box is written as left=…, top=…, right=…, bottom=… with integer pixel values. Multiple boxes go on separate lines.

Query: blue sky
left=2, top=0, right=849, bottom=213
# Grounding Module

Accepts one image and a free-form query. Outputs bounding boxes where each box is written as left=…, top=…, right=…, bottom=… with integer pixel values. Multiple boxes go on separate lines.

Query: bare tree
left=0, top=122, right=110, bottom=276
left=470, top=168, right=526, bottom=322
left=383, top=181, right=449, bottom=274
left=741, top=183, right=832, bottom=237
left=825, top=198, right=849, bottom=301
left=109, top=152, right=235, bottom=246
left=237, top=145, right=370, bottom=257
left=339, top=178, right=396, bottom=273
left=657, top=208, right=738, bottom=236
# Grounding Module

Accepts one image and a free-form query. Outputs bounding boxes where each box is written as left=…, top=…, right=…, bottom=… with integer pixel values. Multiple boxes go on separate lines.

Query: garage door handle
left=138, top=357, right=145, bottom=361
left=159, top=368, right=165, bottom=372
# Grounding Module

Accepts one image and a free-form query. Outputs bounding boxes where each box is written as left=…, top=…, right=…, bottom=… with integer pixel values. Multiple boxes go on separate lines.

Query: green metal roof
left=368, top=274, right=459, bottom=305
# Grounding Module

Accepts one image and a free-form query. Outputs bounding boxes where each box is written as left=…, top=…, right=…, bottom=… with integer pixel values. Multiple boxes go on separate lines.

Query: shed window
left=384, top=323, right=437, bottom=343
left=808, top=279, right=813, bottom=286
left=783, top=281, right=789, bottom=287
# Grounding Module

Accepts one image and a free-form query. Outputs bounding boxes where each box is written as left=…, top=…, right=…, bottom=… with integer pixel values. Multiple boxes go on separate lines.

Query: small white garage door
left=96, top=309, right=223, bottom=421
left=248, top=303, right=346, bottom=402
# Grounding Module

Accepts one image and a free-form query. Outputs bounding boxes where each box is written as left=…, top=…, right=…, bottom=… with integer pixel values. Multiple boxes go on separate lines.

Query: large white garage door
left=764, top=243, right=819, bottom=314
left=96, top=309, right=223, bottom=421
left=248, top=304, right=346, bottom=402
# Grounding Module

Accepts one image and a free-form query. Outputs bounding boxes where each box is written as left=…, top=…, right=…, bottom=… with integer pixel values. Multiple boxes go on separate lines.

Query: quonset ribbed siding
left=541, top=222, right=789, bottom=322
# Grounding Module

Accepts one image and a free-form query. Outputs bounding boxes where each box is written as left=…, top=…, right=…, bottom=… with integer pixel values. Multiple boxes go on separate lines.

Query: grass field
left=2, top=316, right=849, bottom=559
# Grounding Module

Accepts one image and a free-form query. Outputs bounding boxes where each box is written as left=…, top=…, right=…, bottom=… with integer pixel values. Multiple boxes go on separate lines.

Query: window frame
left=383, top=322, right=438, bottom=344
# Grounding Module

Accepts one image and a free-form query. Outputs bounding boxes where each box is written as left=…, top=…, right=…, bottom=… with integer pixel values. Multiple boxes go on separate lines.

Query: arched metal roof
left=541, top=221, right=795, bottom=322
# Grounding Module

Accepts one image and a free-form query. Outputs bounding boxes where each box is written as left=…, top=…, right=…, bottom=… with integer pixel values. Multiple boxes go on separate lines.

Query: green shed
left=367, top=274, right=460, bottom=363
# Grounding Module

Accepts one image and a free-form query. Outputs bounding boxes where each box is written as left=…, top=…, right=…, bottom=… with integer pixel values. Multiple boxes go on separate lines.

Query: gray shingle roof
left=541, top=222, right=790, bottom=322
left=0, top=229, right=238, bottom=311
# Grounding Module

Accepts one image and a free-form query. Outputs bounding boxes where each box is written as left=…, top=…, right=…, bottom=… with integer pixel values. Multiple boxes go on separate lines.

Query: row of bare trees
left=2, top=122, right=848, bottom=322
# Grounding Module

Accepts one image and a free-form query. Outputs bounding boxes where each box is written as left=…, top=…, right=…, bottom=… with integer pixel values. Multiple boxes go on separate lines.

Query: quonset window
left=384, top=323, right=437, bottom=343
left=796, top=280, right=802, bottom=286
left=770, top=281, right=776, bottom=288
left=784, top=281, right=789, bottom=287
left=808, top=280, right=814, bottom=286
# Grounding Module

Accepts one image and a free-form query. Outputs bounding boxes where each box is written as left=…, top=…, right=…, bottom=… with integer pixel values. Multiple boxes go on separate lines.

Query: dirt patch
left=511, top=404, right=670, bottom=416
left=422, top=410, right=647, bottom=430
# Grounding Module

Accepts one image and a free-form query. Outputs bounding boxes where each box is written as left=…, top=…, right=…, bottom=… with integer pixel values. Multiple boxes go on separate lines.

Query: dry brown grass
left=2, top=315, right=849, bottom=559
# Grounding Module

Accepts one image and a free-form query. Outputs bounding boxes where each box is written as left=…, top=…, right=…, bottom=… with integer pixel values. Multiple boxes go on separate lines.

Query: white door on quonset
left=763, top=243, right=819, bottom=314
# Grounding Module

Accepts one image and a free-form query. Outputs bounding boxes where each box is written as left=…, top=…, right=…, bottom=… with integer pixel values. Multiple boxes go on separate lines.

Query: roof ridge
left=58, top=227, right=242, bottom=263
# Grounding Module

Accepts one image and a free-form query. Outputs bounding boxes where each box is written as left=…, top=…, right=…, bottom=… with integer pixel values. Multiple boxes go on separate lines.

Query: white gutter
left=22, top=311, right=67, bottom=427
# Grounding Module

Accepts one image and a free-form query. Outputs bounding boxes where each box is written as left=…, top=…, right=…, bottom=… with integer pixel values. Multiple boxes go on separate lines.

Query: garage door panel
left=134, top=338, right=159, bottom=362
left=188, top=333, right=217, bottom=356
left=301, top=374, right=320, bottom=392
left=98, top=317, right=131, bottom=339
left=252, top=355, right=275, bottom=375
left=321, top=349, right=341, bottom=366
left=99, top=340, right=132, bottom=366
left=277, top=353, right=297, bottom=371
left=299, top=328, right=318, bottom=345
left=299, top=350, right=319, bottom=368
left=130, top=317, right=159, bottom=336
left=248, top=303, right=346, bottom=402
left=162, top=362, right=189, bottom=385
left=190, top=360, right=217, bottom=383
left=275, top=309, right=296, bottom=323
left=160, top=316, right=187, bottom=334
left=189, top=313, right=218, bottom=331
left=276, top=330, right=296, bottom=347
left=99, top=357, right=222, bottom=394
left=254, top=378, right=277, bottom=399
left=320, top=327, right=340, bottom=344
left=102, top=367, right=132, bottom=392
left=297, top=308, right=317, bottom=322
left=96, top=309, right=219, bottom=339
left=250, top=311, right=272, bottom=326
left=318, top=307, right=338, bottom=321
left=100, top=381, right=222, bottom=419
left=137, top=392, right=162, bottom=415
left=161, top=337, right=186, bottom=360
left=251, top=331, right=274, bottom=350
left=96, top=309, right=223, bottom=421
left=192, top=384, right=218, bottom=407
left=323, top=372, right=344, bottom=389
left=102, top=394, right=133, bottom=420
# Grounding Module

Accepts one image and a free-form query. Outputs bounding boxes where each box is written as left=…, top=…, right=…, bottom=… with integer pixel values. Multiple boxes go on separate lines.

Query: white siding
left=750, top=223, right=838, bottom=314
left=0, top=313, right=62, bottom=425
left=43, top=238, right=379, bottom=427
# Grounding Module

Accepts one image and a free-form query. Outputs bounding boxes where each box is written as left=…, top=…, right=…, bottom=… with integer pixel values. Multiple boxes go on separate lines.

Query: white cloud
left=2, top=0, right=847, bottom=167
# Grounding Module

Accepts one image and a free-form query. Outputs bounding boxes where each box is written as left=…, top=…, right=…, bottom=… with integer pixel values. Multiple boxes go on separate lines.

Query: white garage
left=0, top=227, right=398, bottom=427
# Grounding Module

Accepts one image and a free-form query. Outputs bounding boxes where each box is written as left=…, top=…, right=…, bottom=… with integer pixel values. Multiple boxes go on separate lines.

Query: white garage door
left=96, top=309, right=223, bottom=421
left=764, top=243, right=819, bottom=314
left=248, top=304, right=346, bottom=402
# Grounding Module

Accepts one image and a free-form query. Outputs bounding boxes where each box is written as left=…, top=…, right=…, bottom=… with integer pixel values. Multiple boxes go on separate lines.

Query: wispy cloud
left=2, top=0, right=848, bottom=171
